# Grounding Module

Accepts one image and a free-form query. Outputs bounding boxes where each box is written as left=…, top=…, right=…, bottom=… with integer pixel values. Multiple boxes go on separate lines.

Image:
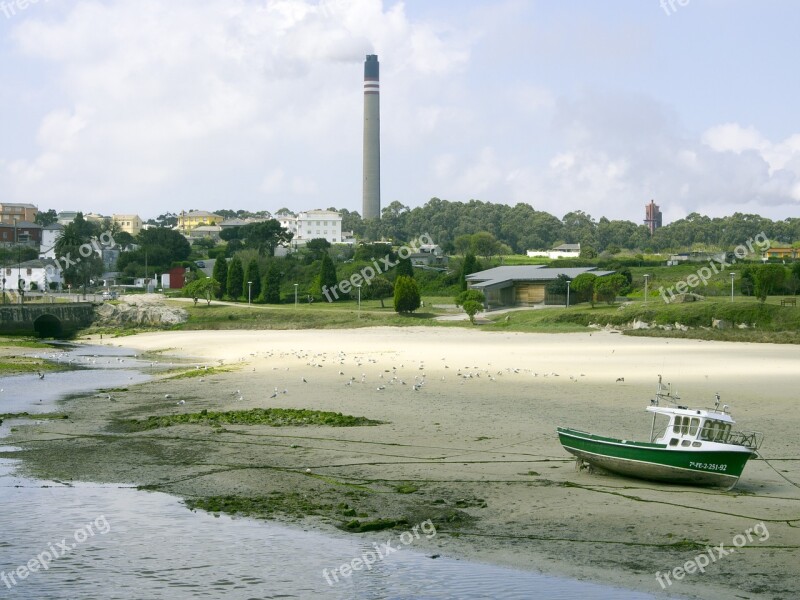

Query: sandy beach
left=7, top=327, right=799, bottom=599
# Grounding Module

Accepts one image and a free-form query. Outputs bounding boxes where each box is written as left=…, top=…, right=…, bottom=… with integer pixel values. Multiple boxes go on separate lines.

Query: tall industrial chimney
left=362, top=54, right=381, bottom=220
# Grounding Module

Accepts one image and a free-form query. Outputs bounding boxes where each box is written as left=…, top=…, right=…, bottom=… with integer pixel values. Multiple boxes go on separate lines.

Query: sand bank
left=7, top=328, right=799, bottom=599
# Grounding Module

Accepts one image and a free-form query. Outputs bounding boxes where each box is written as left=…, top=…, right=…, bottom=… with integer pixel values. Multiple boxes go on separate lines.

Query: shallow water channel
left=0, top=343, right=664, bottom=599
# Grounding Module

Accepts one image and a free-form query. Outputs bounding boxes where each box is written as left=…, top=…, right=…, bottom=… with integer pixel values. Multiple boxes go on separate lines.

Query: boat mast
left=650, top=376, right=661, bottom=442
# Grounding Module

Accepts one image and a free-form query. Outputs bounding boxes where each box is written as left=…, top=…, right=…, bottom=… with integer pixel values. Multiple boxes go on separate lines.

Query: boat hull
left=557, top=427, right=755, bottom=488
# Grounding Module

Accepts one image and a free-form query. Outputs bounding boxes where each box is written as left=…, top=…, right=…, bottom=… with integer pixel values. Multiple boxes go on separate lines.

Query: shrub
left=394, top=276, right=421, bottom=314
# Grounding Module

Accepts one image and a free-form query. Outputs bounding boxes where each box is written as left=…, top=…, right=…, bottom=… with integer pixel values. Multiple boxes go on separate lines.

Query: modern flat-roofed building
left=0, top=203, right=38, bottom=225
left=279, top=209, right=344, bottom=246
left=467, top=265, right=614, bottom=308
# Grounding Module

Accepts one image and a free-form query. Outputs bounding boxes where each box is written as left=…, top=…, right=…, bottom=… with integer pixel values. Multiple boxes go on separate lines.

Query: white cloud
left=1, top=0, right=469, bottom=215
left=1, top=0, right=798, bottom=225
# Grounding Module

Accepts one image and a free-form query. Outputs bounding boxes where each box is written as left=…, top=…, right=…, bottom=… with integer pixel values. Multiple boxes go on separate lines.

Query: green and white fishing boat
left=557, top=377, right=763, bottom=489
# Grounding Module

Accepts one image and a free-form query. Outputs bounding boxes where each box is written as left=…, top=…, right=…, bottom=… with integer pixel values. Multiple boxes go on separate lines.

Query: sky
left=1, top=0, right=799, bottom=224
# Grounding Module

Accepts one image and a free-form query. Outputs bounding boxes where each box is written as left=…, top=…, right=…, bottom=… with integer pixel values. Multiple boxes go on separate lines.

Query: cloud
left=426, top=89, right=800, bottom=222
left=1, top=0, right=469, bottom=215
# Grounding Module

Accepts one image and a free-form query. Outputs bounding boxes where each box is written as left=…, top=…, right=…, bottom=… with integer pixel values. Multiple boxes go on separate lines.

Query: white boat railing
left=728, top=430, right=764, bottom=451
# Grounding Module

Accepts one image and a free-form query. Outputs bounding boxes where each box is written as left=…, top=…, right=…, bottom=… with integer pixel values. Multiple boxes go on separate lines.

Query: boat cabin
left=647, top=406, right=737, bottom=447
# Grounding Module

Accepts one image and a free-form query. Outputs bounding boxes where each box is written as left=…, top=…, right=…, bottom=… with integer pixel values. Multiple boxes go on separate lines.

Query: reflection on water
left=0, top=464, right=661, bottom=600
left=0, top=343, right=171, bottom=414
left=0, top=343, right=665, bottom=600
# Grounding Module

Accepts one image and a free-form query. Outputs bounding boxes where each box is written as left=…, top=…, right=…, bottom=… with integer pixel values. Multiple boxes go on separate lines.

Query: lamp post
left=730, top=272, right=735, bottom=302
left=294, top=283, right=298, bottom=307
left=643, top=274, right=650, bottom=306
left=566, top=280, right=571, bottom=308
left=247, top=281, right=252, bottom=305
left=356, top=283, right=361, bottom=318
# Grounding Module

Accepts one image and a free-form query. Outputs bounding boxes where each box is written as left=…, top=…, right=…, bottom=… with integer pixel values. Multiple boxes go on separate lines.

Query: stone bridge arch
left=33, top=313, right=64, bottom=338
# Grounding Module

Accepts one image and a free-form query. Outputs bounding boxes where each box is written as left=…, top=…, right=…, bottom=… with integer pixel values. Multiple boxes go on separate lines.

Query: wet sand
left=6, top=328, right=799, bottom=599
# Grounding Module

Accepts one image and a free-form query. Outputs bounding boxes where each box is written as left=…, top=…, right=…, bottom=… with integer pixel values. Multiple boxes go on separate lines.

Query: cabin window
left=673, top=416, right=691, bottom=435
left=700, top=420, right=732, bottom=442
left=689, top=417, right=700, bottom=436
left=681, top=440, right=692, bottom=447
left=692, top=442, right=702, bottom=447
left=669, top=438, right=679, bottom=446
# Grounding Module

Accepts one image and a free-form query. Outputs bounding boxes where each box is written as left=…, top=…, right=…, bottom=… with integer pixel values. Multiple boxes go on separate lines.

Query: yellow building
left=178, top=211, right=223, bottom=231
left=765, top=246, right=798, bottom=260
left=113, top=214, right=143, bottom=236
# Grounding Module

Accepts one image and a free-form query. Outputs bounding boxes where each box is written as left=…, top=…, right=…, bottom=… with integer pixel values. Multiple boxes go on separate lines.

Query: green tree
left=227, top=256, right=244, bottom=300
left=455, top=289, right=485, bottom=307
left=320, top=253, right=339, bottom=300
left=462, top=300, right=483, bottom=324
left=363, top=275, right=393, bottom=308
left=240, top=220, right=293, bottom=256
left=305, top=238, right=332, bottom=258
left=454, top=234, right=473, bottom=255
left=570, top=273, right=597, bottom=307
left=54, top=213, right=104, bottom=294
left=471, top=231, right=501, bottom=260
left=262, top=262, right=283, bottom=303
left=740, top=266, right=756, bottom=296
left=396, top=257, right=414, bottom=278
left=594, top=274, right=627, bottom=305
left=244, top=259, right=261, bottom=301
left=35, top=209, right=58, bottom=227
left=184, top=278, right=220, bottom=306
left=754, top=264, right=786, bottom=303
left=545, top=274, right=571, bottom=297
left=136, top=227, right=191, bottom=263
left=211, top=257, right=228, bottom=299
left=454, top=290, right=485, bottom=324
left=579, top=245, right=598, bottom=259
left=459, top=253, right=479, bottom=291
left=394, top=275, right=421, bottom=314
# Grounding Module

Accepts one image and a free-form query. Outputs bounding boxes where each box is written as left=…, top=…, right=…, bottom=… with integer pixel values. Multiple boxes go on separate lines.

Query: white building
left=39, top=223, right=64, bottom=259
left=279, top=209, right=344, bottom=246
left=527, top=243, right=581, bottom=259
left=2, top=259, right=63, bottom=293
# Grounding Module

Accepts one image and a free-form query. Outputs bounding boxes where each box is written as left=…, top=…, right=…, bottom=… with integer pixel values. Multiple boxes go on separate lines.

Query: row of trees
left=331, top=199, right=800, bottom=255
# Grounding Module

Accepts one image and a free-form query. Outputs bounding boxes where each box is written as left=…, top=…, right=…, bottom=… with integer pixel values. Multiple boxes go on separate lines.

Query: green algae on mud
left=114, top=408, right=386, bottom=431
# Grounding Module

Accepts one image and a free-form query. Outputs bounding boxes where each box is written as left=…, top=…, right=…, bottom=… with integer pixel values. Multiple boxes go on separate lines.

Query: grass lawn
left=174, top=301, right=465, bottom=331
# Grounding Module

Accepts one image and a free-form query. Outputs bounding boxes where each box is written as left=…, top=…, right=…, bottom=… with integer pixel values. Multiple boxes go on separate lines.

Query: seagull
left=165, top=394, right=172, bottom=399
left=37, top=371, right=45, bottom=380
left=269, top=392, right=278, bottom=398
left=177, top=400, right=185, bottom=405
left=302, top=377, right=308, bottom=383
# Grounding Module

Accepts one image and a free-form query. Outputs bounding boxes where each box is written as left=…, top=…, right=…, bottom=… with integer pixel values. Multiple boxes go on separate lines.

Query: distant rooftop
left=467, top=266, right=614, bottom=290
